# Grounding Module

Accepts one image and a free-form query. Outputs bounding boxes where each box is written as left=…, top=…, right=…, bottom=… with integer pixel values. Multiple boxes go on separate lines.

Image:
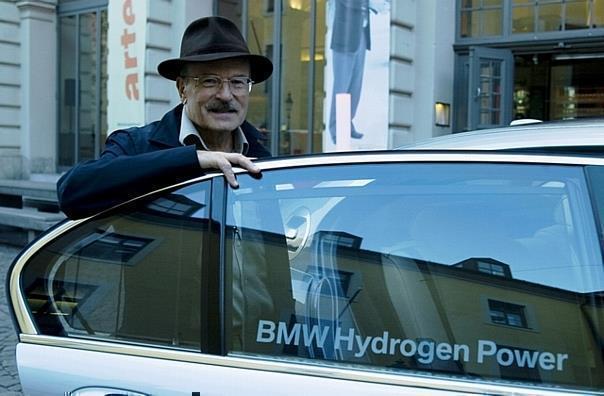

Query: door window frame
left=468, top=46, right=514, bottom=130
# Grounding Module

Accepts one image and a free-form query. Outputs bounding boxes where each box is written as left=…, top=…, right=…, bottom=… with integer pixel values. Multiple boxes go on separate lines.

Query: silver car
left=400, top=119, right=604, bottom=154
left=8, top=151, right=604, bottom=395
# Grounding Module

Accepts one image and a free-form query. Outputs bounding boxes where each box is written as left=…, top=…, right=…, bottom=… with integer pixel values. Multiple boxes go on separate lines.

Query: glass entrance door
left=468, top=47, right=514, bottom=130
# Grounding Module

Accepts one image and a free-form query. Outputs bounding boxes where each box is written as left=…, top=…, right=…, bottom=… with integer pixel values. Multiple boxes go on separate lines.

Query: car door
left=9, top=173, right=460, bottom=396
left=12, top=178, right=217, bottom=395
left=223, top=156, right=604, bottom=395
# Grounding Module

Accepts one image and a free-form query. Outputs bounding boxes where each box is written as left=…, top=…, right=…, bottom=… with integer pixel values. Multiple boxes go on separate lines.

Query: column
left=17, top=0, right=58, bottom=177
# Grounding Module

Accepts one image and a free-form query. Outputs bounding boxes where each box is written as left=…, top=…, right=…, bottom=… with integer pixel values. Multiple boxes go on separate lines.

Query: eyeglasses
left=183, top=75, right=254, bottom=95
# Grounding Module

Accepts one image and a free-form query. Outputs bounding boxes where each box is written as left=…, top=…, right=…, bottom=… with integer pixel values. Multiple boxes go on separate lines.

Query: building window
left=58, top=1, right=108, bottom=168
left=72, top=230, right=153, bottom=264
left=217, top=0, right=327, bottom=156
left=459, top=0, right=604, bottom=39
left=266, top=0, right=275, bottom=13
left=488, top=299, right=528, bottom=328
left=477, top=260, right=506, bottom=276
left=460, top=0, right=504, bottom=38
left=512, top=0, right=599, bottom=34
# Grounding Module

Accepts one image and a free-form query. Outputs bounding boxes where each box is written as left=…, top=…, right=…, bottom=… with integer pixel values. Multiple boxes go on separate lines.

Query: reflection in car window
left=226, top=163, right=604, bottom=391
left=21, top=182, right=210, bottom=349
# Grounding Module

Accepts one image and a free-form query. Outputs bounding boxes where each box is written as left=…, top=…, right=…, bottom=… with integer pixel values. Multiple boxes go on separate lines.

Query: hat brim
left=158, top=52, right=273, bottom=83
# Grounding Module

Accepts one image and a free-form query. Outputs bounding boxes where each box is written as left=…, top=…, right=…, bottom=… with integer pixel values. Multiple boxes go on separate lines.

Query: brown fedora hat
left=158, top=16, right=273, bottom=83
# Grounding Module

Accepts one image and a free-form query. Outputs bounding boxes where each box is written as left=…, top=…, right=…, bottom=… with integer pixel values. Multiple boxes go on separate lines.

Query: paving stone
left=0, top=243, right=22, bottom=395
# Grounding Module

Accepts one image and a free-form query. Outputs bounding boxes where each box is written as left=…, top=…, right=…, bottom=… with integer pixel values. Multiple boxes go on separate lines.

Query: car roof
left=398, top=119, right=604, bottom=155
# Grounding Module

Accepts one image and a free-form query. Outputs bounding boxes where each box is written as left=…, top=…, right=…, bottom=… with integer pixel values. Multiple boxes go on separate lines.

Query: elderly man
left=57, top=16, right=272, bottom=219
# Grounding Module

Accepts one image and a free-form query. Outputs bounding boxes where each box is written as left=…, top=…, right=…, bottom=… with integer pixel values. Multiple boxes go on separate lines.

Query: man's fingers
left=196, top=151, right=261, bottom=188
left=215, top=156, right=239, bottom=188
left=227, top=153, right=260, bottom=173
left=221, top=167, right=239, bottom=188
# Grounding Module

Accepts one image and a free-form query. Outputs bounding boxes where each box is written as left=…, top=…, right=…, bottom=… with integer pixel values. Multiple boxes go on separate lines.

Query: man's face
left=177, top=58, right=251, bottom=134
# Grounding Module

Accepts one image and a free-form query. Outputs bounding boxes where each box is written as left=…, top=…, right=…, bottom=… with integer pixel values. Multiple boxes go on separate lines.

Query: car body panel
left=17, top=341, right=479, bottom=396
left=398, top=121, right=604, bottom=152
left=17, top=338, right=590, bottom=396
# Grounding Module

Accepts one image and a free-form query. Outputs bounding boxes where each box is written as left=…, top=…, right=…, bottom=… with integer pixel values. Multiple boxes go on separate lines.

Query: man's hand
left=196, top=151, right=261, bottom=188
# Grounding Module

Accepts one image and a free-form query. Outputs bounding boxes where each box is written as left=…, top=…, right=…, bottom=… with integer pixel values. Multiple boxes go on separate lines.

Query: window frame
left=487, top=299, right=530, bottom=328
left=456, top=0, right=604, bottom=45
left=18, top=176, right=221, bottom=352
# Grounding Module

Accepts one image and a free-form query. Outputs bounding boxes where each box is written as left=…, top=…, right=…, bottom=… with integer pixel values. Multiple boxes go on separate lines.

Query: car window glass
left=586, top=166, right=604, bottom=242
left=226, top=163, right=604, bottom=391
left=21, top=182, right=210, bottom=350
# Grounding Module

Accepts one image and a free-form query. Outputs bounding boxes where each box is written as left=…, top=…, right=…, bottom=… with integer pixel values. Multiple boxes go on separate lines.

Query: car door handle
left=66, top=387, right=150, bottom=396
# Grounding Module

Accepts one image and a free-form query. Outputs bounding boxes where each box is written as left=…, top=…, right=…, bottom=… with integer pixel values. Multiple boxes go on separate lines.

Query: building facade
left=0, top=0, right=602, bottom=181
left=453, top=0, right=604, bottom=132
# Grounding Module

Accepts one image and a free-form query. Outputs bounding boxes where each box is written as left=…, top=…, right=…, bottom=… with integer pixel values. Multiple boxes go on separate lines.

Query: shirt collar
left=179, top=108, right=249, bottom=154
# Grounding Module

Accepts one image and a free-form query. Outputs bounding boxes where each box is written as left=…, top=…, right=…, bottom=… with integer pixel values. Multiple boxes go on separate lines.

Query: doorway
left=514, top=53, right=604, bottom=121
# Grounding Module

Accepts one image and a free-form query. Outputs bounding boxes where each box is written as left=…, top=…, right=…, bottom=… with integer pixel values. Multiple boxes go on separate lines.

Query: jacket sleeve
left=57, top=130, right=202, bottom=219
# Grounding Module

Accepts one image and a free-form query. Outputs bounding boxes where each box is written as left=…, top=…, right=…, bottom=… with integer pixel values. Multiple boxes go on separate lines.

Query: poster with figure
left=324, top=0, right=390, bottom=151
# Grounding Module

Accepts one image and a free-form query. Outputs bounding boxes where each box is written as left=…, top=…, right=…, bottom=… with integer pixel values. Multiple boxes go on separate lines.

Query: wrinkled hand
left=196, top=151, right=260, bottom=188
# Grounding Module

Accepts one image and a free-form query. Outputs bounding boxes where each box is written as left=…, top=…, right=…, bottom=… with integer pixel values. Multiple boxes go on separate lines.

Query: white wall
left=19, top=0, right=57, bottom=176
left=388, top=0, right=455, bottom=147
left=0, top=1, right=22, bottom=178
left=415, top=0, right=455, bottom=140
left=145, top=0, right=212, bottom=122
left=0, top=0, right=58, bottom=178
left=432, top=1, right=455, bottom=137
left=389, top=0, right=416, bottom=148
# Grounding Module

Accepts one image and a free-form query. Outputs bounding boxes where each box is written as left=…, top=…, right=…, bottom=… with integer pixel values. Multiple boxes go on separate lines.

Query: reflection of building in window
left=454, top=258, right=512, bottom=278
left=25, top=278, right=97, bottom=331
left=266, top=0, right=274, bottom=13
left=307, top=266, right=354, bottom=297
left=240, top=222, right=604, bottom=386
left=145, top=194, right=206, bottom=217
left=75, top=230, right=153, bottom=264
left=498, top=344, right=542, bottom=382
left=477, top=260, right=506, bottom=276
left=488, top=299, right=528, bottom=328
left=311, top=231, right=363, bottom=297
left=315, top=230, right=362, bottom=250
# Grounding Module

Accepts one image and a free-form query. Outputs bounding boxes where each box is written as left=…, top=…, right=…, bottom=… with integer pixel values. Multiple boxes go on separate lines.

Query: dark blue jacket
left=57, top=104, right=270, bottom=219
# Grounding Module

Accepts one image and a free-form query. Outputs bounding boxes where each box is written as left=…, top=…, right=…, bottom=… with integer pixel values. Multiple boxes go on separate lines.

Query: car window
left=21, top=181, right=211, bottom=350
left=586, top=166, right=604, bottom=243
left=226, top=163, right=604, bottom=391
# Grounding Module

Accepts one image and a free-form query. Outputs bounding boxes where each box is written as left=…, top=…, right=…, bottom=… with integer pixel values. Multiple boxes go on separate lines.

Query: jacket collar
left=149, top=104, right=184, bottom=148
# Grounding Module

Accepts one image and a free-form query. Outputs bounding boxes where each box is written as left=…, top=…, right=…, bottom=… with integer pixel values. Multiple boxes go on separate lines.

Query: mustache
left=206, top=101, right=238, bottom=112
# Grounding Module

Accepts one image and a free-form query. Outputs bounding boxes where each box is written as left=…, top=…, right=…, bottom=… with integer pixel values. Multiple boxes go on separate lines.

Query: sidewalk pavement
left=0, top=244, right=24, bottom=395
